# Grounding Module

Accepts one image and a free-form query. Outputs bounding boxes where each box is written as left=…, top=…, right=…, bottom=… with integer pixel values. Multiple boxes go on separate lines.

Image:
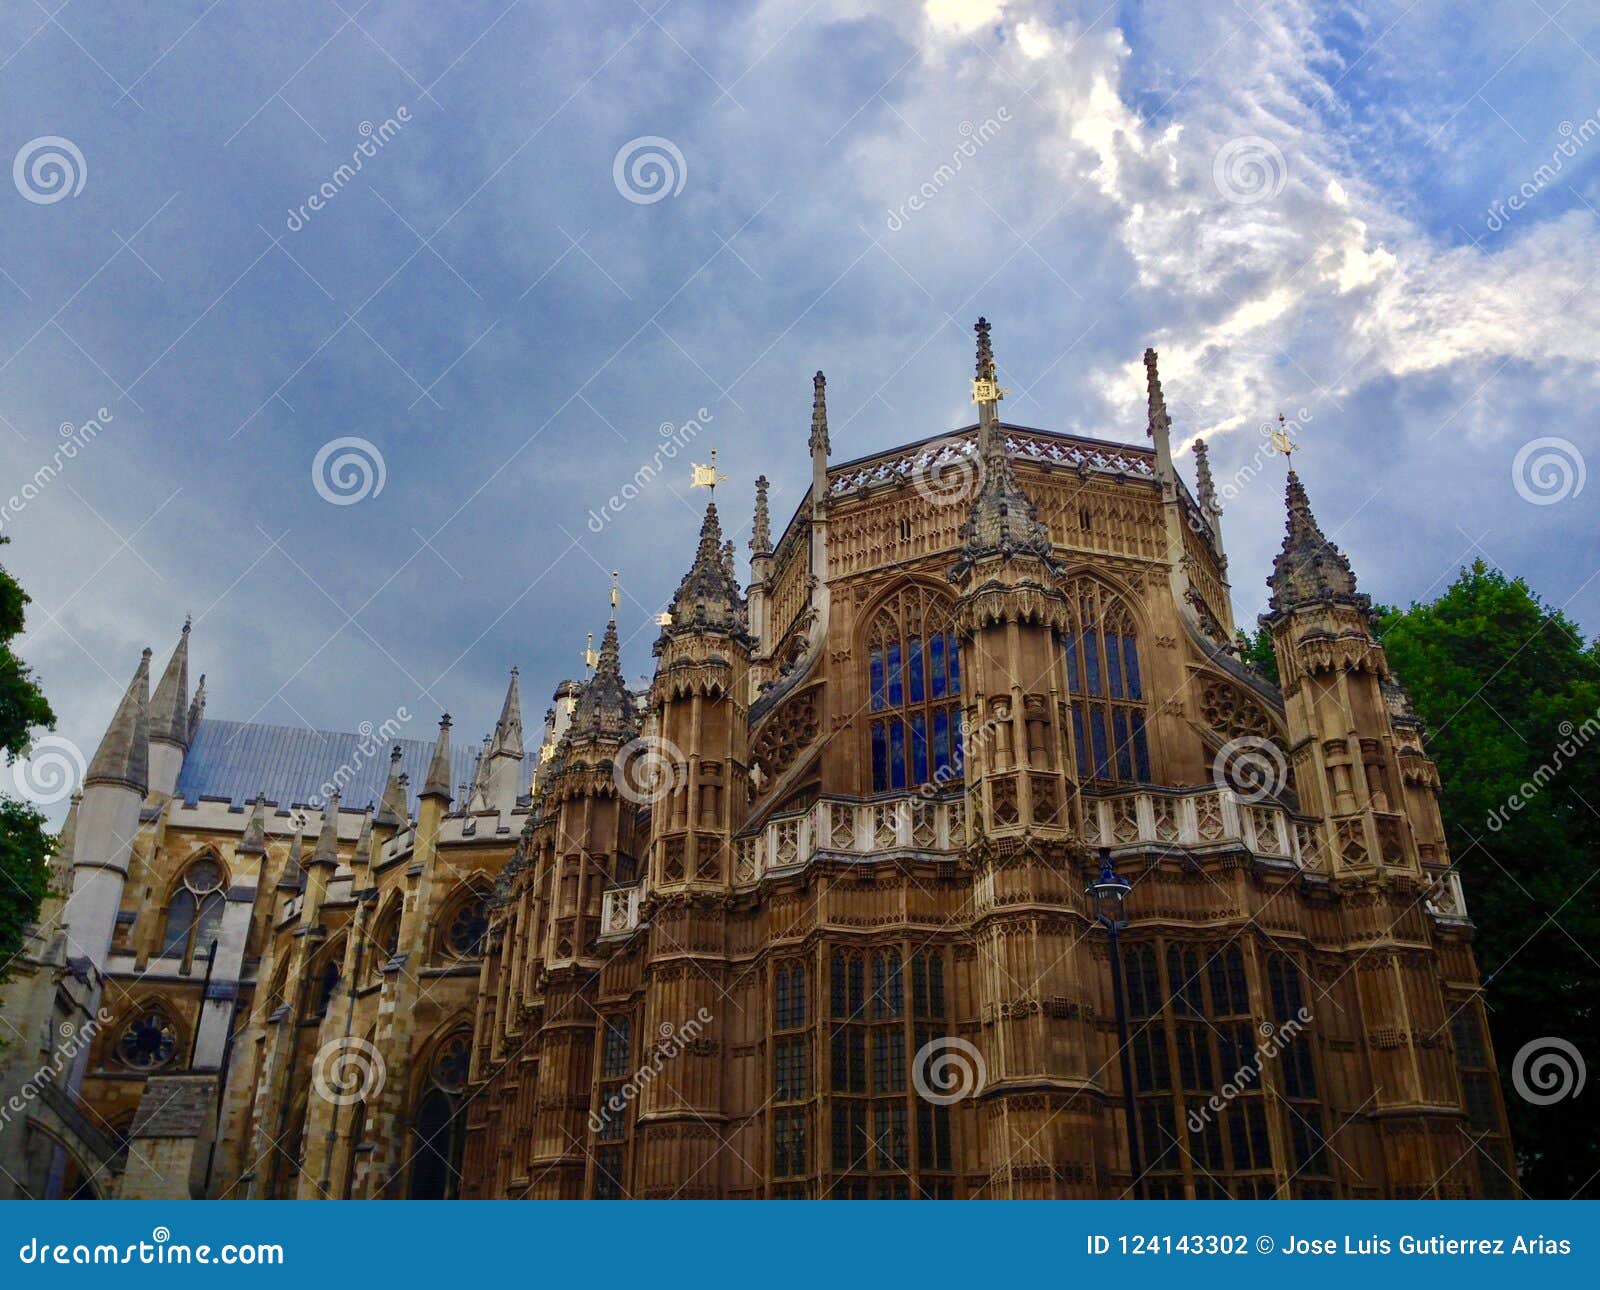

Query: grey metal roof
left=175, top=718, right=535, bottom=815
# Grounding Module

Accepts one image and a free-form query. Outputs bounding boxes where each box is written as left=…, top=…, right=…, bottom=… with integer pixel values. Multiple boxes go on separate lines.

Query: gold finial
left=582, top=631, right=598, bottom=673
left=610, top=570, right=620, bottom=616
left=691, top=447, right=728, bottom=491
left=1269, top=412, right=1297, bottom=465
left=656, top=610, right=673, bottom=627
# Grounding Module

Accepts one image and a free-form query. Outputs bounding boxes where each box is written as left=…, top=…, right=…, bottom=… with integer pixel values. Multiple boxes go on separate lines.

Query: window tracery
left=159, top=856, right=226, bottom=965
left=1063, top=581, right=1150, bottom=784
left=865, top=587, right=962, bottom=793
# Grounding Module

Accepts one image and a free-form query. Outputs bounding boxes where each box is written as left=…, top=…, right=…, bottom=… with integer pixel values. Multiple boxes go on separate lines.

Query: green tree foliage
left=0, top=536, right=57, bottom=983
left=1374, top=563, right=1600, bottom=1198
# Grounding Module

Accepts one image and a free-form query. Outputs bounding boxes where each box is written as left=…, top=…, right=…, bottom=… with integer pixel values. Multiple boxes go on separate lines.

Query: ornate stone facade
left=0, top=323, right=1515, bottom=1200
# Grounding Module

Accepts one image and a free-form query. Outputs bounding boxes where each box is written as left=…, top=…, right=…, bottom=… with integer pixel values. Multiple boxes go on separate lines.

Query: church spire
left=85, top=648, right=151, bottom=795
left=277, top=819, right=306, bottom=891
left=1266, top=470, right=1365, bottom=620
left=374, top=744, right=407, bottom=828
left=950, top=318, right=1057, bottom=584
left=661, top=498, right=748, bottom=641
left=149, top=617, right=192, bottom=749
left=310, top=790, right=341, bottom=868
left=420, top=715, right=453, bottom=804
left=238, top=793, right=268, bottom=856
left=186, top=673, right=206, bottom=743
left=571, top=614, right=637, bottom=740
left=1193, top=438, right=1218, bottom=514
left=809, top=371, right=829, bottom=456
left=488, top=668, right=524, bottom=760
left=750, top=475, right=771, bottom=555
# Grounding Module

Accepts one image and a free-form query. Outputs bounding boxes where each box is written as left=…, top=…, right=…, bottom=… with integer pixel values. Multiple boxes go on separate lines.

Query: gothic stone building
left=0, top=322, right=1516, bottom=1200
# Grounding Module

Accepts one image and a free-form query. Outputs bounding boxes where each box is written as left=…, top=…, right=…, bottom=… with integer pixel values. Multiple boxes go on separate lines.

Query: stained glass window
left=1063, top=581, right=1150, bottom=784
left=159, top=857, right=226, bottom=965
left=866, top=587, right=963, bottom=792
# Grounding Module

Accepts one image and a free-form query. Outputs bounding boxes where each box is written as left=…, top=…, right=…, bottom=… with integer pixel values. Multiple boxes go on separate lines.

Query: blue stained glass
left=1072, top=707, right=1087, bottom=777
left=1132, top=712, right=1151, bottom=781
left=1106, top=633, right=1124, bottom=699
left=908, top=637, right=924, bottom=703
left=1113, top=709, right=1134, bottom=780
left=1084, top=630, right=1101, bottom=695
left=912, top=714, right=928, bottom=785
left=869, top=647, right=885, bottom=712
left=871, top=721, right=888, bottom=791
left=1064, top=636, right=1079, bottom=693
left=887, top=641, right=903, bottom=707
left=952, top=710, right=964, bottom=769
left=1091, top=709, right=1110, bottom=779
left=929, top=633, right=945, bottom=698
left=1124, top=635, right=1142, bottom=699
left=948, top=634, right=960, bottom=694
left=890, top=720, right=907, bottom=790
left=933, top=708, right=950, bottom=777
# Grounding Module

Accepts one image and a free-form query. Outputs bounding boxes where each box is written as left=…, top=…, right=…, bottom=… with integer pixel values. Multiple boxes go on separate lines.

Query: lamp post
left=1088, top=846, right=1142, bottom=1198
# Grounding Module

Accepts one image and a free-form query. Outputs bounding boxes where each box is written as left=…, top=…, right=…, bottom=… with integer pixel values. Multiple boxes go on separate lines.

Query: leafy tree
left=1373, top=563, right=1600, bottom=1199
left=1235, top=624, right=1279, bottom=685
left=0, top=536, right=57, bottom=984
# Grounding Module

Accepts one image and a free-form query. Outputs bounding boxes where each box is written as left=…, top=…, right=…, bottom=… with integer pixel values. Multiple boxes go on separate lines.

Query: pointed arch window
left=408, top=1029, right=471, bottom=1200
left=1063, top=581, right=1151, bottom=784
left=160, top=856, right=226, bottom=966
left=866, top=586, right=962, bottom=793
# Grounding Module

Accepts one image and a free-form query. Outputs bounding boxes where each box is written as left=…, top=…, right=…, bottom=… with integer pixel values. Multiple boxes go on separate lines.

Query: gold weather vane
left=582, top=631, right=598, bottom=673
left=971, top=377, right=1006, bottom=404
left=657, top=611, right=673, bottom=627
left=610, top=570, right=620, bottom=616
left=691, top=448, right=728, bottom=491
left=1269, top=413, right=1297, bottom=465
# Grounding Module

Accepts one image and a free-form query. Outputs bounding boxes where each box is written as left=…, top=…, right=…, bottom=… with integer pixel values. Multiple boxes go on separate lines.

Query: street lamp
left=1088, top=846, right=1142, bottom=1198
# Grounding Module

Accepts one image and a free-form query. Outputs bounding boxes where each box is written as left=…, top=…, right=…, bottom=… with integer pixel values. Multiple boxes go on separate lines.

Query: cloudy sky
left=3, top=0, right=1598, bottom=821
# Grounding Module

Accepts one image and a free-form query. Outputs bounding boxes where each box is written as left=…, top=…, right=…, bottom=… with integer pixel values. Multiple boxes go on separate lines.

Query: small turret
left=374, top=745, right=408, bottom=830
left=84, top=648, right=151, bottom=796
left=238, top=793, right=268, bottom=857
left=420, top=716, right=454, bottom=806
